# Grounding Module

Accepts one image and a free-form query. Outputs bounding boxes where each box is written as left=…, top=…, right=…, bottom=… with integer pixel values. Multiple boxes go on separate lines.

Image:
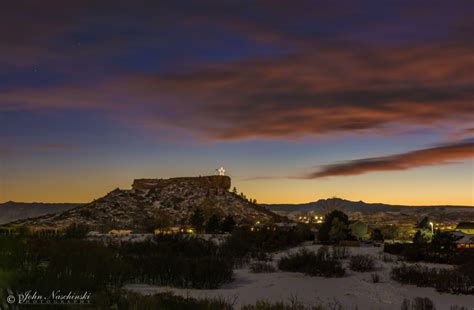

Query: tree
left=232, top=187, right=238, bottom=194
left=381, top=226, right=401, bottom=240
left=64, top=223, right=89, bottom=238
left=206, top=214, right=221, bottom=234
left=18, top=225, right=31, bottom=237
left=431, top=231, right=457, bottom=250
left=328, top=218, right=349, bottom=242
left=143, top=212, right=172, bottom=233
left=349, top=221, right=369, bottom=241
left=221, top=215, right=236, bottom=233
left=413, top=230, right=430, bottom=244
left=318, top=210, right=349, bottom=243
left=190, top=208, right=205, bottom=233
left=371, top=228, right=384, bottom=242
left=417, top=217, right=431, bottom=230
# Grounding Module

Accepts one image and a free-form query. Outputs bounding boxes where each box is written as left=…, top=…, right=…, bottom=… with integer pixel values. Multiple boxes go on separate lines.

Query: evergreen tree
left=190, top=208, right=205, bottom=232
left=221, top=215, right=236, bottom=233
left=417, top=217, right=431, bottom=230
left=317, top=210, right=349, bottom=243
left=64, top=223, right=89, bottom=238
left=413, top=230, right=430, bottom=244
left=328, top=218, right=349, bottom=242
left=206, top=214, right=221, bottom=234
left=432, top=231, right=456, bottom=250
left=371, top=228, right=384, bottom=241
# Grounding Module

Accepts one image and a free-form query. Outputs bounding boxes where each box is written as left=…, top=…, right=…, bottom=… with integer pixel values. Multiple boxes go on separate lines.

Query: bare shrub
left=371, top=273, right=380, bottom=283
left=242, top=297, right=342, bottom=310
left=278, top=248, right=345, bottom=277
left=381, top=254, right=394, bottom=263
left=400, top=297, right=436, bottom=310
left=331, top=246, right=350, bottom=260
left=349, top=254, right=375, bottom=272
left=391, top=264, right=473, bottom=295
left=252, top=251, right=273, bottom=262
left=250, top=262, right=276, bottom=273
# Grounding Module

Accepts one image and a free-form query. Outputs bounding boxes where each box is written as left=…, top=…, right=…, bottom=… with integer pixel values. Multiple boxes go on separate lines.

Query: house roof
left=457, top=235, right=474, bottom=244
left=456, top=222, right=474, bottom=229
left=445, top=230, right=474, bottom=243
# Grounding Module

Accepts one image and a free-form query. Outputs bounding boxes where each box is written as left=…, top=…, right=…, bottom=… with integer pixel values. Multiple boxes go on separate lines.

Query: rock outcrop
left=132, top=175, right=231, bottom=191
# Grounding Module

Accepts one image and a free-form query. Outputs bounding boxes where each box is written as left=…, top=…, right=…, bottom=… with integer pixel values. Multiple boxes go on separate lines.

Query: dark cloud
left=1, top=0, right=472, bottom=69
left=1, top=1, right=473, bottom=142
left=1, top=41, right=473, bottom=141
left=305, top=139, right=474, bottom=178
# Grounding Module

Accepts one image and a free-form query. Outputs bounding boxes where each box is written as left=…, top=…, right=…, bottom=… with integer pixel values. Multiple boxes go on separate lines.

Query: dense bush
left=391, top=264, right=473, bottom=295
left=120, top=235, right=233, bottom=289
left=220, top=227, right=311, bottom=266
left=349, top=254, right=375, bottom=272
left=278, top=247, right=345, bottom=277
left=12, top=238, right=126, bottom=293
left=391, top=264, right=443, bottom=287
left=250, top=262, right=276, bottom=273
left=384, top=242, right=474, bottom=265
left=1, top=233, right=234, bottom=299
left=64, top=223, right=90, bottom=238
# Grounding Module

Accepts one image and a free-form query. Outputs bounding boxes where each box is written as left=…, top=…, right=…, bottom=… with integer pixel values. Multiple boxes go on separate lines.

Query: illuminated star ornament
left=217, top=167, right=226, bottom=176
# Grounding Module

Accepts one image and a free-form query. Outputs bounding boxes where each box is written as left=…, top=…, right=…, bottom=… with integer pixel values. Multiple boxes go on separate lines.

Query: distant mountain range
left=263, top=198, right=474, bottom=215
left=0, top=201, right=82, bottom=224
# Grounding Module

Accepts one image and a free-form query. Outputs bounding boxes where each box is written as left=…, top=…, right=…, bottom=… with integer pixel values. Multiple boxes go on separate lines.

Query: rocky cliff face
left=132, top=176, right=231, bottom=191
left=11, top=176, right=280, bottom=231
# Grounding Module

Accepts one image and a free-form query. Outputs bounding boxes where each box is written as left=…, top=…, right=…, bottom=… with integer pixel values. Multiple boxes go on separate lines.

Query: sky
left=0, top=0, right=473, bottom=205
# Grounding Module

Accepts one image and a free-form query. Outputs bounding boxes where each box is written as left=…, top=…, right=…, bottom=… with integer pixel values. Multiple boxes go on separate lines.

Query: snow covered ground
left=126, top=243, right=474, bottom=309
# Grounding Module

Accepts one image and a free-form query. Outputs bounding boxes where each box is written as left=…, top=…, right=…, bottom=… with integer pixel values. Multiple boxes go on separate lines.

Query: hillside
left=264, top=198, right=474, bottom=214
left=10, top=176, right=282, bottom=231
left=0, top=202, right=81, bottom=225
left=264, top=198, right=474, bottom=224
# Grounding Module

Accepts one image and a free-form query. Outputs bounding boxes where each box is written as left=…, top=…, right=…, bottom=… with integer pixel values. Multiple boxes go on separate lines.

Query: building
left=455, top=233, right=474, bottom=249
left=108, top=229, right=132, bottom=235
left=455, top=222, right=474, bottom=235
left=154, top=226, right=194, bottom=235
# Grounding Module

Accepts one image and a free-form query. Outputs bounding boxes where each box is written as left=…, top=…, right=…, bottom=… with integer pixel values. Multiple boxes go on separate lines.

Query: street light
left=429, top=222, right=434, bottom=234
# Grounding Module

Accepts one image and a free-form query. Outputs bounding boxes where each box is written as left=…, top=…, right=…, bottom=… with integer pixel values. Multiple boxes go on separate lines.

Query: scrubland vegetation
left=278, top=247, right=345, bottom=277
left=391, top=263, right=474, bottom=295
left=1, top=210, right=473, bottom=309
left=384, top=231, right=474, bottom=295
left=349, top=254, right=376, bottom=272
left=0, top=225, right=313, bottom=308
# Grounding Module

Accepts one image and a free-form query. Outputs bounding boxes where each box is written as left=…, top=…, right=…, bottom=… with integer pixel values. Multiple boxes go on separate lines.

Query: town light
left=429, top=222, right=434, bottom=234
